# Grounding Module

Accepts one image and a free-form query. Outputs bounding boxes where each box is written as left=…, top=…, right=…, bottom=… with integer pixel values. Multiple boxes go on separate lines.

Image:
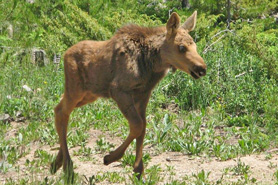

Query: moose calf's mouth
left=190, top=70, right=200, bottom=79
left=190, top=65, right=207, bottom=79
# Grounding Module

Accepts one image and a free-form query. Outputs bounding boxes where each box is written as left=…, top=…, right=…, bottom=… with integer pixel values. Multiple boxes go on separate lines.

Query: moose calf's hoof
left=64, top=161, right=75, bottom=184
left=64, top=171, right=75, bottom=184
left=103, top=155, right=111, bottom=165
left=50, top=161, right=59, bottom=174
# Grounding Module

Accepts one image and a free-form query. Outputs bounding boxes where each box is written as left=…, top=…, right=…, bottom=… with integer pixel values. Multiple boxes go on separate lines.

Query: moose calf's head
left=161, top=11, right=206, bottom=79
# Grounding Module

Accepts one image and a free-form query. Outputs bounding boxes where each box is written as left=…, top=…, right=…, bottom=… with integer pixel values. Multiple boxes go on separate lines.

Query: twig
left=166, top=157, right=181, bottom=162
left=203, top=34, right=226, bottom=54
left=211, top=29, right=233, bottom=39
left=217, top=59, right=221, bottom=84
left=202, top=29, right=234, bottom=54
left=235, top=70, right=253, bottom=78
left=0, top=46, right=22, bottom=49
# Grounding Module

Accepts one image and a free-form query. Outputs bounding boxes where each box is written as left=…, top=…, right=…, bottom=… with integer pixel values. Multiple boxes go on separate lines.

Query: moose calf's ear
left=166, top=12, right=180, bottom=40
left=182, top=11, right=197, bottom=32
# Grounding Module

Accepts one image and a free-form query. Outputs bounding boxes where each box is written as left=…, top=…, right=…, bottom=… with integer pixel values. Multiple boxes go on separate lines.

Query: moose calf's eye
left=179, top=45, right=186, bottom=53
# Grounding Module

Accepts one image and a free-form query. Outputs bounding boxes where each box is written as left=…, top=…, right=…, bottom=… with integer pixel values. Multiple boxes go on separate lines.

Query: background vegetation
left=1, top=0, right=278, bottom=184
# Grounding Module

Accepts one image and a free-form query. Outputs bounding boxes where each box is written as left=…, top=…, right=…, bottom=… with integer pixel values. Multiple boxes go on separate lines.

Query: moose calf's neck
left=106, top=25, right=173, bottom=92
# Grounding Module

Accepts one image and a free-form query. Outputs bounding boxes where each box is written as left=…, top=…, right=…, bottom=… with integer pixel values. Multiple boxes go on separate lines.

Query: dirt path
left=1, top=127, right=278, bottom=184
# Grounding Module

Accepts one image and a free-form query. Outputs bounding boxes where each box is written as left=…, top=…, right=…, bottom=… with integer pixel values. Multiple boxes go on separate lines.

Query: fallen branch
left=202, top=29, right=234, bottom=54
left=235, top=70, right=253, bottom=78
left=202, top=34, right=226, bottom=54
left=211, top=29, right=233, bottom=39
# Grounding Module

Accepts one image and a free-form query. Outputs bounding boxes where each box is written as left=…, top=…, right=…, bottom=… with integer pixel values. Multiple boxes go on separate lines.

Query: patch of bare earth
left=148, top=152, right=278, bottom=184
left=4, top=121, right=28, bottom=141
left=1, top=125, right=278, bottom=184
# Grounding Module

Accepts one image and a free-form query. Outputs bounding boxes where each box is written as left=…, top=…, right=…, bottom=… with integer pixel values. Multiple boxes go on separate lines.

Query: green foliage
left=95, top=137, right=115, bottom=153
left=0, top=0, right=278, bottom=184
left=230, top=159, right=250, bottom=175
left=39, top=1, right=112, bottom=53
left=192, top=169, right=211, bottom=185
left=189, top=0, right=278, bottom=19
left=274, top=170, right=278, bottom=184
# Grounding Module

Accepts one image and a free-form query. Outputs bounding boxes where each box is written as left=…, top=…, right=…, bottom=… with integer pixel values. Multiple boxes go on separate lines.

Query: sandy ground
left=1, top=124, right=278, bottom=184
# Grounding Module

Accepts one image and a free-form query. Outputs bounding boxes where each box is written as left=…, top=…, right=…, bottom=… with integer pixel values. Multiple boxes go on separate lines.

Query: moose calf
left=51, top=11, right=206, bottom=180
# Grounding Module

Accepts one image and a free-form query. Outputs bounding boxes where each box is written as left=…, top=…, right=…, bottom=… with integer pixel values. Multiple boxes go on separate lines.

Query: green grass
left=1, top=0, right=278, bottom=184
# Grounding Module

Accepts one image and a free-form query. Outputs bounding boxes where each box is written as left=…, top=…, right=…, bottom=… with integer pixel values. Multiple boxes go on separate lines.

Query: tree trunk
left=227, top=0, right=231, bottom=29
left=216, top=0, right=221, bottom=14
left=181, top=0, right=190, bottom=9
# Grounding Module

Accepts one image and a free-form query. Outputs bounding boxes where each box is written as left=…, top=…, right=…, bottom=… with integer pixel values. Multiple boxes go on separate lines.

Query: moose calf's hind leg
left=51, top=96, right=79, bottom=178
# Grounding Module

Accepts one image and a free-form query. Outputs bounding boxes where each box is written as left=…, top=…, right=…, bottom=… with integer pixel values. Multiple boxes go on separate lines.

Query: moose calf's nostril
left=194, top=66, right=206, bottom=76
left=199, top=69, right=206, bottom=76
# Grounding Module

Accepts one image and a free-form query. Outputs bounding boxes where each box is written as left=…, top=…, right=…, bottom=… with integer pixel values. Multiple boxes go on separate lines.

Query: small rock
left=23, top=85, right=32, bottom=92
left=0, top=114, right=11, bottom=123
left=15, top=117, right=25, bottom=122
left=16, top=111, right=23, bottom=118
left=26, top=0, right=35, bottom=3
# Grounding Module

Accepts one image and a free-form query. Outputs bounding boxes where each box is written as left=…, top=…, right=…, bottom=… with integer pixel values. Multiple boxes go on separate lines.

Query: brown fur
left=51, top=12, right=206, bottom=180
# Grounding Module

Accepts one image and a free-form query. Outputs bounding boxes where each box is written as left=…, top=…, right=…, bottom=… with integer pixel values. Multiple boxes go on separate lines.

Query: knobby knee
left=130, top=118, right=144, bottom=138
left=54, top=101, right=71, bottom=117
left=54, top=104, right=62, bottom=115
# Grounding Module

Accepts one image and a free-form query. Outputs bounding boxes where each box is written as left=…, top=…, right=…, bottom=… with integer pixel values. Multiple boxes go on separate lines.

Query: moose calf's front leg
left=103, top=109, right=143, bottom=165
left=133, top=93, right=150, bottom=178
left=133, top=129, right=145, bottom=178
left=104, top=90, right=144, bottom=167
